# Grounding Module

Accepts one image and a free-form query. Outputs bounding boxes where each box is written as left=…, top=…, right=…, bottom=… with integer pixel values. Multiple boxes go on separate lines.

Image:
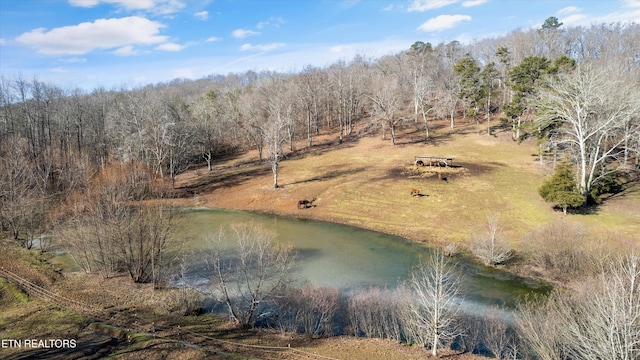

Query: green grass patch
left=0, top=303, right=86, bottom=340
left=0, top=278, right=29, bottom=308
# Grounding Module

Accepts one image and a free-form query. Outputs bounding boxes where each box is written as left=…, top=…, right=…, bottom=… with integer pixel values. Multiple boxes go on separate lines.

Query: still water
left=178, top=208, right=550, bottom=310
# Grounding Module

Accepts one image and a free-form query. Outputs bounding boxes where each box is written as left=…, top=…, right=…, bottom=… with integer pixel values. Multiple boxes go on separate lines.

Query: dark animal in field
left=410, top=188, right=421, bottom=196
left=298, top=199, right=313, bottom=209
left=437, top=173, right=448, bottom=182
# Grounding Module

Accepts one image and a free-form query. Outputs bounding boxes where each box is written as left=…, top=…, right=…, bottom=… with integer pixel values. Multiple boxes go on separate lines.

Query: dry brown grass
left=174, top=120, right=640, bottom=252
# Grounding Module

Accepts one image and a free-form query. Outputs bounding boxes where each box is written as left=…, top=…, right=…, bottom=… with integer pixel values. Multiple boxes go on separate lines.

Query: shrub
left=470, top=215, right=512, bottom=266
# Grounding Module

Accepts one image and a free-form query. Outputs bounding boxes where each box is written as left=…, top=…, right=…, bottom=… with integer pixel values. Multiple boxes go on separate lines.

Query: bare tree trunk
left=487, top=92, right=491, bottom=135
left=450, top=109, right=455, bottom=129
left=272, top=160, right=279, bottom=188
left=390, top=123, right=396, bottom=146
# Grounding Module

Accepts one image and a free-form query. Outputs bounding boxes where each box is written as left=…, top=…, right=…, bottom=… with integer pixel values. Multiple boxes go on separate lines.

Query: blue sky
left=1, top=0, right=638, bottom=90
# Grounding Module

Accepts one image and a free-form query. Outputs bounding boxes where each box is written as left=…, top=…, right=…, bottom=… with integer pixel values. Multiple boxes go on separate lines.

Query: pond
left=177, top=209, right=551, bottom=312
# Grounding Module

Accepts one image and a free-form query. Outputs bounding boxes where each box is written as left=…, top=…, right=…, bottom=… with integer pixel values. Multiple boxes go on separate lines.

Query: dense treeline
left=1, top=21, right=638, bottom=191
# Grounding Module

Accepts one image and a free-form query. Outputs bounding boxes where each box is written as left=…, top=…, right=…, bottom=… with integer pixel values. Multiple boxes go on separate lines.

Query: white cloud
left=600, top=8, right=640, bottom=22
left=206, top=36, right=221, bottom=42
left=51, top=67, right=69, bottom=73
left=560, top=14, right=589, bottom=27
left=68, top=0, right=100, bottom=6
left=256, top=17, right=285, bottom=29
left=195, top=11, right=208, bottom=20
left=330, top=45, right=351, bottom=53
left=113, top=45, right=140, bottom=56
left=68, top=0, right=185, bottom=14
left=417, top=14, right=472, bottom=32
left=557, top=6, right=580, bottom=15
left=156, top=42, right=184, bottom=51
left=562, top=8, right=640, bottom=27
left=232, top=29, right=260, bottom=38
left=546, top=1, right=635, bottom=28
left=328, top=38, right=410, bottom=56
left=408, top=0, right=458, bottom=12
left=60, top=57, right=87, bottom=63
left=240, top=43, right=285, bottom=52
left=231, top=29, right=260, bottom=39
left=462, top=0, right=487, bottom=7
left=16, top=16, right=167, bottom=55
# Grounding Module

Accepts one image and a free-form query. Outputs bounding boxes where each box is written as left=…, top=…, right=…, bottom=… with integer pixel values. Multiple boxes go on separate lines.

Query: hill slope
left=174, top=121, right=640, bottom=250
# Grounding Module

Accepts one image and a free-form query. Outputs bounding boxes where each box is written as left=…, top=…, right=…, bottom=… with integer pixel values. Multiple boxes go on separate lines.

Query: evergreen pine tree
left=539, top=160, right=584, bottom=214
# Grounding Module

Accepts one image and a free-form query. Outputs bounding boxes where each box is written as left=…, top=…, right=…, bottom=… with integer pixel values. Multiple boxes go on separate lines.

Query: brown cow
left=410, top=188, right=421, bottom=196
left=298, top=199, right=316, bottom=209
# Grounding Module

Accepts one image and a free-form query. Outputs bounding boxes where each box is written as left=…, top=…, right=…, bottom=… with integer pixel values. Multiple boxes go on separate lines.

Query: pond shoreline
left=178, top=201, right=545, bottom=275
left=173, top=206, right=553, bottom=306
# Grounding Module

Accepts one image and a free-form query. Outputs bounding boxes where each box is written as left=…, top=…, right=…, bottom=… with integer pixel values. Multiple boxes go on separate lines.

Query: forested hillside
left=2, top=20, right=638, bottom=241
left=1, top=19, right=639, bottom=359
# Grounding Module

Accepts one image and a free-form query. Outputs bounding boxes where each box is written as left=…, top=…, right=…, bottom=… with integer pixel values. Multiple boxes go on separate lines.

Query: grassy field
left=176, top=120, right=640, bottom=251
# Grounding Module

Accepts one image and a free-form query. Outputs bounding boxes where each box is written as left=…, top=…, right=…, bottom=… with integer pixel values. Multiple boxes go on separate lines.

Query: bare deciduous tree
left=0, top=135, right=48, bottom=248
left=348, top=286, right=407, bottom=341
left=58, top=163, right=175, bottom=285
left=517, top=253, right=640, bottom=360
left=277, top=284, right=340, bottom=336
left=368, top=72, right=404, bottom=146
left=482, top=306, right=514, bottom=359
left=261, top=76, right=293, bottom=188
left=536, top=62, right=640, bottom=204
left=515, top=294, right=567, bottom=360
left=471, top=215, right=512, bottom=266
left=522, top=221, right=613, bottom=280
left=208, top=223, right=295, bottom=326
left=404, top=249, right=462, bottom=357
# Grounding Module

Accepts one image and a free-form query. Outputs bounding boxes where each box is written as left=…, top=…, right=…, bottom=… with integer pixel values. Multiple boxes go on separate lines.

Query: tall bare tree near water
left=59, top=163, right=174, bottom=285
left=471, top=215, right=512, bottom=266
left=404, top=249, right=461, bottom=357
left=208, top=223, right=295, bottom=326
left=0, top=135, right=47, bottom=248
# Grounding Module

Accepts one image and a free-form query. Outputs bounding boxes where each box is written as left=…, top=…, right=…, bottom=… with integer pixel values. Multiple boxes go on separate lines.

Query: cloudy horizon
left=1, top=0, right=638, bottom=90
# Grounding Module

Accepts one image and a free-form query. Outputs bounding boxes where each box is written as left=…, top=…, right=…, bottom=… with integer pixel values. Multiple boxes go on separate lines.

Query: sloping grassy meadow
left=189, top=122, right=639, bottom=250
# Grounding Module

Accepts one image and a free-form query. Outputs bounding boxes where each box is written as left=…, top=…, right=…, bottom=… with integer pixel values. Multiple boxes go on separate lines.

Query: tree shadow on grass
left=598, top=171, right=640, bottom=202
left=284, top=167, right=367, bottom=186
left=284, top=137, right=358, bottom=161
left=175, top=165, right=272, bottom=197
left=392, top=125, right=460, bottom=147
left=564, top=172, right=640, bottom=215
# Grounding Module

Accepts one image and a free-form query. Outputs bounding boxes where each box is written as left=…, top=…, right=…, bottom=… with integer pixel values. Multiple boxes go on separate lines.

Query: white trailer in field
left=414, top=156, right=454, bottom=167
